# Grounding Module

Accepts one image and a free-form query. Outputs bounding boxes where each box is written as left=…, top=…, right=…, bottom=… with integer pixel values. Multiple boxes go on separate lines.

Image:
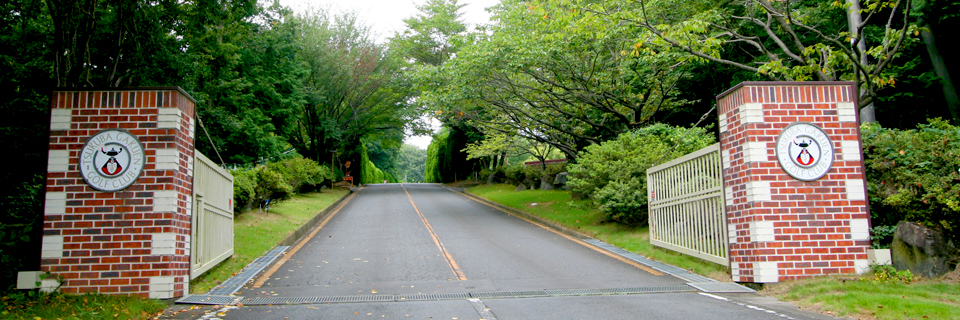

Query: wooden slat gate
left=190, top=152, right=235, bottom=279
left=646, top=143, right=728, bottom=265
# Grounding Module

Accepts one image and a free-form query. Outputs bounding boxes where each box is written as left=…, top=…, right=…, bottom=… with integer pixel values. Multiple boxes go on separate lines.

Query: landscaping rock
left=515, top=184, right=527, bottom=191
left=540, top=178, right=554, bottom=190
left=891, top=221, right=958, bottom=278
left=553, top=172, right=569, bottom=185
left=486, top=173, right=496, bottom=185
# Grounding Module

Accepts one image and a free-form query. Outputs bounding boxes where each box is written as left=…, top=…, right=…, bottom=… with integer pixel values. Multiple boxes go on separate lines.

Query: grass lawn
left=1, top=291, right=167, bottom=320
left=762, top=275, right=960, bottom=319
left=467, top=184, right=730, bottom=280
left=190, top=189, right=348, bottom=293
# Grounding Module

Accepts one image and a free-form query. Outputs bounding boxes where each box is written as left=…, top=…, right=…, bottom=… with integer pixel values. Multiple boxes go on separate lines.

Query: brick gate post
left=42, top=88, right=196, bottom=298
left=717, top=82, right=871, bottom=283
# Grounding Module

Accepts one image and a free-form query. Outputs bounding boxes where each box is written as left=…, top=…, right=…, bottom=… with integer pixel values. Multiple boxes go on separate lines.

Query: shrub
left=861, top=118, right=960, bottom=244
left=503, top=164, right=526, bottom=185
left=231, top=168, right=257, bottom=213
left=266, top=156, right=333, bottom=192
left=568, top=123, right=715, bottom=226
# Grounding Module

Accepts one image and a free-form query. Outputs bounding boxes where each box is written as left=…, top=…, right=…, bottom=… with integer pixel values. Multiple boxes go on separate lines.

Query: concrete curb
left=276, top=188, right=354, bottom=248
left=453, top=187, right=594, bottom=241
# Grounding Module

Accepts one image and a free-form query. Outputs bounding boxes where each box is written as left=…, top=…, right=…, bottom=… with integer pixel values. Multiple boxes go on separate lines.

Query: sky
left=277, top=0, right=502, bottom=149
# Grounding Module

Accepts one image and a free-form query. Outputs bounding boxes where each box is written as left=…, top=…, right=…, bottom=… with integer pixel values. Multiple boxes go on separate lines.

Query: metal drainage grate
left=582, top=239, right=716, bottom=284
left=469, top=290, right=548, bottom=299
left=207, top=246, right=289, bottom=296
left=239, top=285, right=699, bottom=306
left=687, top=283, right=755, bottom=293
left=397, top=293, right=470, bottom=301
left=176, top=295, right=241, bottom=305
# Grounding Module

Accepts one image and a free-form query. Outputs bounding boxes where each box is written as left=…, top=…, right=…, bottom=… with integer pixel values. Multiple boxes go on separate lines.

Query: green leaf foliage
left=568, top=123, right=715, bottom=225
left=230, top=156, right=334, bottom=213
left=861, top=118, right=960, bottom=243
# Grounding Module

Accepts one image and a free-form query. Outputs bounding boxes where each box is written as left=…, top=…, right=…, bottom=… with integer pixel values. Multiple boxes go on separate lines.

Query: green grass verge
left=190, top=189, right=348, bottom=293
left=1, top=292, right=167, bottom=320
left=467, top=184, right=730, bottom=280
left=0, top=189, right=348, bottom=319
left=762, top=275, right=960, bottom=319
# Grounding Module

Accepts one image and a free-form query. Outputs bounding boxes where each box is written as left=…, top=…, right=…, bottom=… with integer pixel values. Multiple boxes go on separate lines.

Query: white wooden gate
left=190, top=152, right=235, bottom=279
left=646, top=143, right=728, bottom=265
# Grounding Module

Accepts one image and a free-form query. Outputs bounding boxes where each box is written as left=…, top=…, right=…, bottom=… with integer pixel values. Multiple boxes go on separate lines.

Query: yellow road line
left=251, top=191, right=357, bottom=288
left=403, top=185, right=467, bottom=281
left=459, top=192, right=664, bottom=276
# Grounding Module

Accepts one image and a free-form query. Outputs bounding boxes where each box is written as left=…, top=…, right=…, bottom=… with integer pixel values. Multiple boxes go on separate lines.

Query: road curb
left=276, top=188, right=354, bottom=248
left=452, top=187, right=595, bottom=241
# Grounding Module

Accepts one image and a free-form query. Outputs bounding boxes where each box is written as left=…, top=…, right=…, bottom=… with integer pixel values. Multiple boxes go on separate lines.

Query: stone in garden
left=515, top=184, right=527, bottom=191
left=540, top=179, right=554, bottom=190
left=891, top=221, right=958, bottom=278
left=553, top=172, right=569, bottom=185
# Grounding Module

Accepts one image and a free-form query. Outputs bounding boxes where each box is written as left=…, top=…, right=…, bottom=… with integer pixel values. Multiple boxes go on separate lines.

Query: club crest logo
left=80, top=129, right=145, bottom=192
left=775, top=123, right=834, bottom=181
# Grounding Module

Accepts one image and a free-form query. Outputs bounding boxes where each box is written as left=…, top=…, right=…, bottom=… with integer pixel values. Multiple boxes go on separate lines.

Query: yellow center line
left=459, top=192, right=664, bottom=276
left=251, top=191, right=357, bottom=288
left=403, top=185, right=467, bottom=281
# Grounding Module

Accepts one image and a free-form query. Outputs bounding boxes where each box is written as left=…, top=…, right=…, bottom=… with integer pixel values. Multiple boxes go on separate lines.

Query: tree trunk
left=921, top=23, right=960, bottom=124
left=847, top=0, right=877, bottom=123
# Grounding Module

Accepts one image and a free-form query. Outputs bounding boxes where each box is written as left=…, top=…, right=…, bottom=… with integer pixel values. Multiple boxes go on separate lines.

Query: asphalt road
left=167, top=184, right=832, bottom=320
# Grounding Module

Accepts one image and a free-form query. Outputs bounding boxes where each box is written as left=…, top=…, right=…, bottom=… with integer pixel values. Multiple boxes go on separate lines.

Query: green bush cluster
left=567, top=124, right=716, bottom=226
left=231, top=156, right=334, bottom=214
left=861, top=118, right=960, bottom=244
left=423, top=129, right=449, bottom=183
left=499, top=162, right=567, bottom=187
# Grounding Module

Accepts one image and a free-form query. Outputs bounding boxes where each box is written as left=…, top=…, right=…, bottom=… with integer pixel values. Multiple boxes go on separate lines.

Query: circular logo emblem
left=775, top=123, right=834, bottom=181
left=79, top=129, right=145, bottom=192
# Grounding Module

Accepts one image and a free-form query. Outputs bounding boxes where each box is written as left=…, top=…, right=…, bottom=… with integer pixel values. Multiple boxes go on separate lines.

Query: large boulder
left=553, top=172, right=569, bottom=185
left=891, top=221, right=958, bottom=278
left=515, top=184, right=528, bottom=191
left=540, top=178, right=554, bottom=190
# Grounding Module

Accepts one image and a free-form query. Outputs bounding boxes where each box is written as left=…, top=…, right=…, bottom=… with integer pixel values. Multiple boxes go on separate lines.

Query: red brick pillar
left=42, top=88, right=196, bottom=298
left=717, top=82, right=870, bottom=283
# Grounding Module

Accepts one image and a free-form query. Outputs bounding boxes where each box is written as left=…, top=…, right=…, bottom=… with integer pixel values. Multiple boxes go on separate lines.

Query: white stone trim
left=155, top=148, right=180, bottom=171
left=724, top=186, right=734, bottom=206
left=743, top=141, right=770, bottom=163
left=48, top=150, right=70, bottom=173
left=44, top=192, right=67, bottom=216
left=750, top=220, right=776, bottom=242
left=837, top=102, right=857, bottom=122
left=840, top=140, right=862, bottom=161
left=41, top=235, right=64, bottom=258
left=745, top=180, right=772, bottom=203
left=157, top=107, right=182, bottom=129
left=149, top=276, right=176, bottom=299
left=854, top=259, right=871, bottom=274
left=50, top=109, right=72, bottom=131
left=152, top=233, right=178, bottom=255
left=850, top=219, right=870, bottom=241
left=754, top=261, right=780, bottom=283
left=740, top=103, right=764, bottom=123
left=154, top=190, right=179, bottom=213
left=845, top=179, right=866, bottom=201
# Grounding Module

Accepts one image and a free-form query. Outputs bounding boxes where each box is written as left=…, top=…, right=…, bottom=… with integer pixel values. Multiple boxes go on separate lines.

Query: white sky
left=278, top=0, right=500, bottom=149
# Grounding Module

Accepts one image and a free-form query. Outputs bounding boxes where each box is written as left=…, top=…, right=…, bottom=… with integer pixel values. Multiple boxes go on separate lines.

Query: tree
left=397, top=144, right=428, bottom=183
left=422, top=0, right=697, bottom=162
left=581, top=0, right=922, bottom=123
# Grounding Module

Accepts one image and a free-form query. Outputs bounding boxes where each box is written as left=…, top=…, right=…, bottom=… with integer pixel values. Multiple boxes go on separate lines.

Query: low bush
left=861, top=118, right=960, bottom=245
left=230, top=156, right=334, bottom=214
left=567, top=123, right=715, bottom=226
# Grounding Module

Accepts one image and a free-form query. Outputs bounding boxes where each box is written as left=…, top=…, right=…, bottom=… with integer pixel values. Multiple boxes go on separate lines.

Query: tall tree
left=582, top=0, right=922, bottom=123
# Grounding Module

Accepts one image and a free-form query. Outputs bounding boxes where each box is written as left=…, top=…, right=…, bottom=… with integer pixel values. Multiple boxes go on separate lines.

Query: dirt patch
left=942, top=267, right=960, bottom=282
left=526, top=201, right=554, bottom=207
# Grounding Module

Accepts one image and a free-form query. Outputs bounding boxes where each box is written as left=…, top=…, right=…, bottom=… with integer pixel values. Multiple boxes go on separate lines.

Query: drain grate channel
left=207, top=246, right=289, bottom=296
left=687, top=283, right=755, bottom=293
left=240, top=286, right=696, bottom=305
left=176, top=295, right=241, bottom=305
